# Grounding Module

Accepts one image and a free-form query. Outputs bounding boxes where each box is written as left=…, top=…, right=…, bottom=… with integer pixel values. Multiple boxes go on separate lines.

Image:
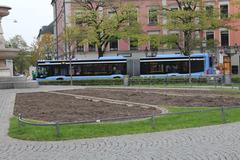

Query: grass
left=8, top=107, right=240, bottom=141
left=129, top=83, right=240, bottom=89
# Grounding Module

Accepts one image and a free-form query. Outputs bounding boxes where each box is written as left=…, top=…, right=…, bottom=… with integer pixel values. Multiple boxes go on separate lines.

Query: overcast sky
left=1, top=0, right=53, bottom=45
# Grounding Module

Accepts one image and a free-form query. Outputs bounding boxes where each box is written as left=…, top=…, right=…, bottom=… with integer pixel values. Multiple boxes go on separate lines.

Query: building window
left=220, top=4, right=228, bottom=19
left=148, top=31, right=160, bottom=51
left=206, top=5, right=214, bottom=16
left=76, top=41, right=84, bottom=52
left=149, top=7, right=159, bottom=25
left=110, top=38, right=118, bottom=51
left=77, top=45, right=84, bottom=52
left=206, top=31, right=214, bottom=41
left=221, top=30, right=229, bottom=47
left=75, top=10, right=85, bottom=25
left=89, top=43, right=96, bottom=52
left=129, top=8, right=138, bottom=26
left=232, top=65, right=238, bottom=74
left=130, top=38, right=138, bottom=51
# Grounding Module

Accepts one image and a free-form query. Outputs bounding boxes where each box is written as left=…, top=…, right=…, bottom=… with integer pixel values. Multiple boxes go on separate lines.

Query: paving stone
left=0, top=86, right=240, bottom=160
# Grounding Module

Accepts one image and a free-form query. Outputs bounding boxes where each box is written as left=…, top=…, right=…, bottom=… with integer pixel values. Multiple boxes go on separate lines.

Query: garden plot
left=14, top=88, right=240, bottom=123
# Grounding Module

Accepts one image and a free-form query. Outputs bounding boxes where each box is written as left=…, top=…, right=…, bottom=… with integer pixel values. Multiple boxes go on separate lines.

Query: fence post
left=164, top=77, right=168, bottom=87
left=151, top=113, right=156, bottom=129
left=214, top=76, right=218, bottom=88
left=55, top=122, right=60, bottom=137
left=18, top=113, right=23, bottom=128
left=220, top=106, right=225, bottom=123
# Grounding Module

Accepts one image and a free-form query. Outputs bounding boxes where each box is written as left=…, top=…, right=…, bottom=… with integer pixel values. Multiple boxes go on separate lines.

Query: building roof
left=37, top=22, right=54, bottom=39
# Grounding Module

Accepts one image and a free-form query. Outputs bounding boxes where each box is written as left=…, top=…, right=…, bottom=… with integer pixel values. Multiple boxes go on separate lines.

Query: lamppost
left=201, top=40, right=207, bottom=53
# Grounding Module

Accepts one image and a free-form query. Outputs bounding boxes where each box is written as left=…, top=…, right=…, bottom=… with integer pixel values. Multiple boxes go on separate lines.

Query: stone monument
left=0, top=5, right=18, bottom=77
left=0, top=5, right=38, bottom=89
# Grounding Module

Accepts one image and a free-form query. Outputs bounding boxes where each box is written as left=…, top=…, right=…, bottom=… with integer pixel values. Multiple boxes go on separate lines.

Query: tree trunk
left=98, top=46, right=104, bottom=58
left=70, top=57, right=73, bottom=86
left=184, top=31, right=192, bottom=84
left=184, top=31, right=192, bottom=56
left=68, top=46, right=73, bottom=86
left=188, top=55, right=192, bottom=84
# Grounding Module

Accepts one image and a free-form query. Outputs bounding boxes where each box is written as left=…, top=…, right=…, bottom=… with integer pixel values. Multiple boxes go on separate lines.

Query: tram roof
left=155, top=53, right=208, bottom=58
left=98, top=56, right=126, bottom=60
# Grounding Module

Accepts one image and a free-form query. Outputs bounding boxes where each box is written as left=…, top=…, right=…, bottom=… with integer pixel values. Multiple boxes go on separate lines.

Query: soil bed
left=14, top=92, right=160, bottom=122
left=14, top=88, right=240, bottom=123
left=59, top=88, right=240, bottom=107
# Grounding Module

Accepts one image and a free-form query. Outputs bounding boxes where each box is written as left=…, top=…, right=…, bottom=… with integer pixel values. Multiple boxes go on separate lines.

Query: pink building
left=51, top=0, right=240, bottom=73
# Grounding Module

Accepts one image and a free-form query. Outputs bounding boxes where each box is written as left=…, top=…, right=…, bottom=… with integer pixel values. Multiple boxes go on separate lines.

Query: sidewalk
left=0, top=86, right=240, bottom=160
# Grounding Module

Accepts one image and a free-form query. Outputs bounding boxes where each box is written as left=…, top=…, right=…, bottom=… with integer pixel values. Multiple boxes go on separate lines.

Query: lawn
left=8, top=107, right=240, bottom=141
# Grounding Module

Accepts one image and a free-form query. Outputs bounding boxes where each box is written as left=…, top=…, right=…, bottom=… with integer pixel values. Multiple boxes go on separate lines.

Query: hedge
left=129, top=77, right=207, bottom=85
left=39, top=79, right=123, bottom=86
left=232, top=75, right=240, bottom=83
left=39, top=77, right=208, bottom=86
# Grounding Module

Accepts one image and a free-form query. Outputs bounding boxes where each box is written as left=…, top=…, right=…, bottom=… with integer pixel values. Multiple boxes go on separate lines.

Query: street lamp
left=201, top=40, right=207, bottom=53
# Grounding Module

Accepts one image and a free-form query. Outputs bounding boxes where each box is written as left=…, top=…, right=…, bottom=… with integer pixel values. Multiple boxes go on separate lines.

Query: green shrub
left=39, top=79, right=123, bottom=86
left=232, top=75, right=240, bottom=83
left=129, top=77, right=207, bottom=85
left=39, top=77, right=208, bottom=86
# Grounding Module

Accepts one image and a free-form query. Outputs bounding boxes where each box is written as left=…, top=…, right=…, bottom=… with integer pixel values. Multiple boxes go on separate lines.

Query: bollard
left=220, top=106, right=225, bottom=123
left=151, top=113, right=156, bottom=129
left=55, top=122, right=60, bottom=137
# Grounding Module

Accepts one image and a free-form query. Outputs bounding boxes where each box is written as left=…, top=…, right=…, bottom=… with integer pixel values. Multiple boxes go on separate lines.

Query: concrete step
left=0, top=81, right=39, bottom=89
left=0, top=76, right=27, bottom=82
left=14, top=81, right=39, bottom=89
left=0, top=82, right=13, bottom=89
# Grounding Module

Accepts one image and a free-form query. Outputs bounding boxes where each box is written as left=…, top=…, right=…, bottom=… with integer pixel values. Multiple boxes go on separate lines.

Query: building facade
left=51, top=0, right=240, bottom=74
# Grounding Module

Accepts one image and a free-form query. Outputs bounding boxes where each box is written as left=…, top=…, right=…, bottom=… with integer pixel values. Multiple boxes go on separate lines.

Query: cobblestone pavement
left=1, top=86, right=240, bottom=160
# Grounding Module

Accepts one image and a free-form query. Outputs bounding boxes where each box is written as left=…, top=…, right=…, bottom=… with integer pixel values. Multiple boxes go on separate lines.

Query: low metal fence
left=127, top=78, right=240, bottom=90
left=39, top=76, right=240, bottom=90
left=17, top=106, right=240, bottom=137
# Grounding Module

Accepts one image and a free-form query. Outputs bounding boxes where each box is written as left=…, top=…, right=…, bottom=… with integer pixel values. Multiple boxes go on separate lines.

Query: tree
left=5, top=35, right=28, bottom=50
left=61, top=25, right=81, bottom=85
left=74, top=0, right=142, bottom=57
left=5, top=35, right=32, bottom=75
left=32, top=33, right=55, bottom=61
left=162, top=0, right=227, bottom=55
left=154, top=0, right=234, bottom=83
left=13, top=51, right=32, bottom=75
